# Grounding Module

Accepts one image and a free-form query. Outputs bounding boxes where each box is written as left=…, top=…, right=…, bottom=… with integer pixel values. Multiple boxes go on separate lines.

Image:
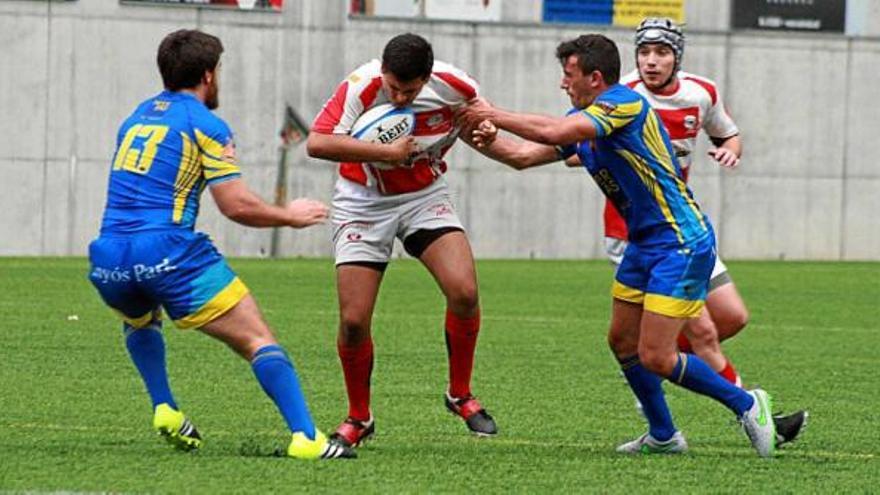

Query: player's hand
left=708, top=148, right=740, bottom=168
left=382, top=136, right=419, bottom=166
left=286, top=198, right=329, bottom=228
left=471, top=119, right=498, bottom=148
left=456, top=97, right=496, bottom=129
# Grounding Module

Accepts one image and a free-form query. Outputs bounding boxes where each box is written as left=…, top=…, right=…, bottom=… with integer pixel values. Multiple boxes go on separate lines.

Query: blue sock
left=668, top=353, right=754, bottom=416
left=251, top=345, right=316, bottom=440
left=124, top=324, right=177, bottom=410
left=620, top=355, right=677, bottom=442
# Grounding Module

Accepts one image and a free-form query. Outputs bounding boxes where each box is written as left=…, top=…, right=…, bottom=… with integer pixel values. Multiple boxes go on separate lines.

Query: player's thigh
left=681, top=308, right=721, bottom=350
left=199, top=293, right=276, bottom=360
left=332, top=194, right=399, bottom=266
left=88, top=236, right=158, bottom=328
left=416, top=231, right=478, bottom=309
left=608, top=297, right=643, bottom=357
left=399, top=186, right=476, bottom=309
left=142, top=232, right=250, bottom=331
left=638, top=310, right=688, bottom=374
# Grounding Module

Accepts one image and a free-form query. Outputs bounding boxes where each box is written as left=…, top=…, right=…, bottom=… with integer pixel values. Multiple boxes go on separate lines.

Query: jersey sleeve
left=582, top=96, right=643, bottom=138
left=432, top=61, right=480, bottom=104
left=311, top=61, right=382, bottom=136
left=193, top=113, right=241, bottom=185
left=702, top=91, right=739, bottom=140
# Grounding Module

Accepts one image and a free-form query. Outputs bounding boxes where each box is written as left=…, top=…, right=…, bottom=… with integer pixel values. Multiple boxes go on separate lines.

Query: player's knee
left=338, top=316, right=370, bottom=345
left=237, top=320, right=277, bottom=358
left=242, top=336, right=278, bottom=360
left=607, top=329, right=637, bottom=357
left=639, top=348, right=676, bottom=376
left=446, top=283, right=479, bottom=314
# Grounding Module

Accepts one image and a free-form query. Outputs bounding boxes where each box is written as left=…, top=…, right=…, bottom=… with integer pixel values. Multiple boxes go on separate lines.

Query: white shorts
left=604, top=237, right=627, bottom=266
left=332, top=177, right=464, bottom=265
left=603, top=236, right=731, bottom=290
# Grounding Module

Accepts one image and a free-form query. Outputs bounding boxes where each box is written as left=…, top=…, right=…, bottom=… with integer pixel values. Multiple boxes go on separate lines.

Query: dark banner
left=732, top=0, right=846, bottom=32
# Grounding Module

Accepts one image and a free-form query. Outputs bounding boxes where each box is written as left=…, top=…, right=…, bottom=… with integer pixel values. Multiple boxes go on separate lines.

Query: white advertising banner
left=425, top=0, right=501, bottom=22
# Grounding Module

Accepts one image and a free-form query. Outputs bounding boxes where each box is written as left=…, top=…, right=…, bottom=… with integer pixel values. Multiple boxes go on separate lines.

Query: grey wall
left=1, top=0, right=877, bottom=260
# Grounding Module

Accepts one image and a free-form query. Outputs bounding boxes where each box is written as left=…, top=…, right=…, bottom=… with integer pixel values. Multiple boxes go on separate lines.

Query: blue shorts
left=88, top=231, right=249, bottom=329
left=612, top=235, right=716, bottom=318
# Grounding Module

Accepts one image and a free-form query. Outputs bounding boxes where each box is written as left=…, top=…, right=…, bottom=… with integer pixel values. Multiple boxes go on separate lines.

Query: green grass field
left=0, top=258, right=877, bottom=493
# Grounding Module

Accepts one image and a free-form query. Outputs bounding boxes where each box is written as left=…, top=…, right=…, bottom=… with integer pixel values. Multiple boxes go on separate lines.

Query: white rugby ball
left=351, top=104, right=415, bottom=148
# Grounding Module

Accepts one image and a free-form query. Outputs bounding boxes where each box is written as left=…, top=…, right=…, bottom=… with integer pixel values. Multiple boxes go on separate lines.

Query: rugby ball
left=351, top=104, right=415, bottom=169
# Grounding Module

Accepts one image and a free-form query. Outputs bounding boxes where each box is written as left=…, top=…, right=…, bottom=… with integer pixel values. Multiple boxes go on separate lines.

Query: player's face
left=637, top=43, right=676, bottom=90
left=381, top=70, right=428, bottom=108
left=205, top=62, right=221, bottom=110
left=560, top=55, right=600, bottom=109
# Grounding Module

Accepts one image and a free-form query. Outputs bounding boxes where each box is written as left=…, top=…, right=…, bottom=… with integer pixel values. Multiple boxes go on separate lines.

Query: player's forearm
left=711, top=134, right=742, bottom=157
left=481, top=136, right=559, bottom=170
left=307, top=133, right=395, bottom=162
left=220, top=190, right=293, bottom=227
left=493, top=109, right=592, bottom=146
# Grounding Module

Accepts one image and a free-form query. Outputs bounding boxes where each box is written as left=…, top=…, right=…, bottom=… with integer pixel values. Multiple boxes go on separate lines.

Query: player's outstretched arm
left=210, top=178, right=328, bottom=228
left=461, top=120, right=560, bottom=170
left=459, top=98, right=597, bottom=147
left=307, top=132, right=416, bottom=165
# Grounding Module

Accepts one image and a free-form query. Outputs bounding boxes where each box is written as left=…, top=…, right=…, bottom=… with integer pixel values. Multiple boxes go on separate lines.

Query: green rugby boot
left=152, top=403, right=202, bottom=452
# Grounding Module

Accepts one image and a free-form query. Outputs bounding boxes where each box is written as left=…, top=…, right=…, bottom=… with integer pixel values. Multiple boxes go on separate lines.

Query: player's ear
left=204, top=62, right=221, bottom=86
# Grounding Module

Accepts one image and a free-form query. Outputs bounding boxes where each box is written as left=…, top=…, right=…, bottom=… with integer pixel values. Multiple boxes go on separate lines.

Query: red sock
left=445, top=308, right=480, bottom=398
left=676, top=332, right=693, bottom=353
left=337, top=338, right=373, bottom=421
left=719, top=359, right=741, bottom=387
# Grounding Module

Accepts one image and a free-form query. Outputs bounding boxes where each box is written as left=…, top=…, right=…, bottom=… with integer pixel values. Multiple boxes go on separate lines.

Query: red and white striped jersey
left=604, top=70, right=739, bottom=240
left=311, top=59, right=479, bottom=195
left=621, top=69, right=738, bottom=172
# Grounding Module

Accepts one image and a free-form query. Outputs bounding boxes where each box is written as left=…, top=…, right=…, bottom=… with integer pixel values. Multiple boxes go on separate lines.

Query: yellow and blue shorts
left=612, top=235, right=716, bottom=318
left=87, top=231, right=249, bottom=329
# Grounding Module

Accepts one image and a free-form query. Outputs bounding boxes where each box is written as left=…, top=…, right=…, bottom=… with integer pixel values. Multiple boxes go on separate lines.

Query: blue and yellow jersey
left=100, top=91, right=241, bottom=234
left=562, top=84, right=711, bottom=248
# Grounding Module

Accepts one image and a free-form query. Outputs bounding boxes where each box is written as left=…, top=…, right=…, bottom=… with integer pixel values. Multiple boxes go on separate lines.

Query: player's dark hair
left=382, top=33, right=433, bottom=82
left=556, top=34, right=620, bottom=85
left=157, top=29, right=224, bottom=91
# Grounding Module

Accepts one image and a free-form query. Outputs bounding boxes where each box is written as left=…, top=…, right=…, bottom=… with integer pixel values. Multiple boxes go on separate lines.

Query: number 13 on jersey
left=113, top=124, right=169, bottom=174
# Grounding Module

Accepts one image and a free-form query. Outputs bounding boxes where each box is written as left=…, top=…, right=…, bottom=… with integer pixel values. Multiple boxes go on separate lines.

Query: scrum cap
left=635, top=18, right=685, bottom=70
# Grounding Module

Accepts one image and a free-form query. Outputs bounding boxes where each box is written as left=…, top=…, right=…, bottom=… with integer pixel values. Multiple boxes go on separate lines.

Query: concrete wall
left=1, top=0, right=877, bottom=260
